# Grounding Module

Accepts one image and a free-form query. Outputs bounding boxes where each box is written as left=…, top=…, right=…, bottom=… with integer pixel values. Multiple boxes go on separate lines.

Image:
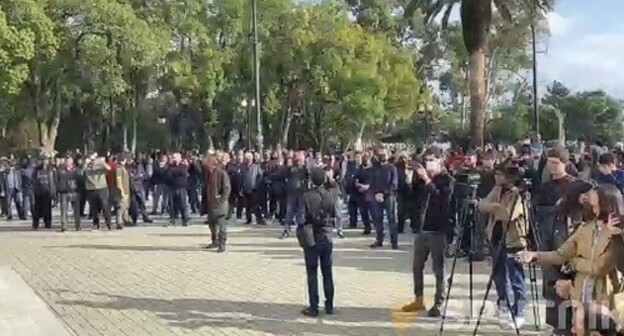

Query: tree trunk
left=122, top=124, right=128, bottom=152
left=280, top=105, right=293, bottom=148
left=468, top=49, right=486, bottom=148
left=554, top=108, right=565, bottom=142
left=130, top=117, right=137, bottom=153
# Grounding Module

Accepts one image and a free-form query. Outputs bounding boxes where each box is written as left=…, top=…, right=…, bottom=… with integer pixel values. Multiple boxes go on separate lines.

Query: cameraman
left=477, top=161, right=528, bottom=328
left=401, top=148, right=452, bottom=317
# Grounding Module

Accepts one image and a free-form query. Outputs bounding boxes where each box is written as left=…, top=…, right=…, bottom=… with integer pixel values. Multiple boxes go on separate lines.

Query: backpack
left=296, top=188, right=331, bottom=248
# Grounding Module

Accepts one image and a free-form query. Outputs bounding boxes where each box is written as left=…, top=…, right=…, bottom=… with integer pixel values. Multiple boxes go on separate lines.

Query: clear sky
left=541, top=0, right=624, bottom=97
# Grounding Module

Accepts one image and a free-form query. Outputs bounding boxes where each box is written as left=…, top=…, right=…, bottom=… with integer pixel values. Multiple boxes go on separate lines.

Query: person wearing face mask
left=354, top=153, right=374, bottom=235
left=478, top=160, right=529, bottom=328
left=402, top=147, right=453, bottom=317
left=518, top=184, right=624, bottom=336
left=369, top=148, right=399, bottom=249
left=533, top=147, right=577, bottom=331
left=594, top=152, right=624, bottom=196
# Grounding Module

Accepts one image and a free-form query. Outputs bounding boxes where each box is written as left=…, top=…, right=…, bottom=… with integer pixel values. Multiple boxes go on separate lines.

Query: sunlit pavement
left=0, top=212, right=550, bottom=336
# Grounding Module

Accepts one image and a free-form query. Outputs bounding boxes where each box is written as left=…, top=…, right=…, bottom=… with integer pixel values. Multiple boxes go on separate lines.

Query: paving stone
left=0, top=211, right=551, bottom=336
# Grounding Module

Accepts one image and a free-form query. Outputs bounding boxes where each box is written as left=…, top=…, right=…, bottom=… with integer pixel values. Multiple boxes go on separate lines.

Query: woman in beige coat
left=518, top=184, right=624, bottom=335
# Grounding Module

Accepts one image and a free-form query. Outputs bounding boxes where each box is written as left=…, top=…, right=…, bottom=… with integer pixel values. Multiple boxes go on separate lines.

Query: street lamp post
left=251, top=0, right=263, bottom=154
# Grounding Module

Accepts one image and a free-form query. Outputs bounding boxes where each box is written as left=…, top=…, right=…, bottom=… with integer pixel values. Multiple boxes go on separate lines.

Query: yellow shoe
left=401, top=298, right=426, bottom=313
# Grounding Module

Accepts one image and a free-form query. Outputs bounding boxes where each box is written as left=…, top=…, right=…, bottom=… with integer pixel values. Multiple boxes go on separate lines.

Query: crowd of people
left=2, top=140, right=624, bottom=335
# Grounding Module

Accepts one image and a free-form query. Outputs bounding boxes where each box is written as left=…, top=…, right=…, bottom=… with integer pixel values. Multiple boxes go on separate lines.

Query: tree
left=408, top=0, right=554, bottom=148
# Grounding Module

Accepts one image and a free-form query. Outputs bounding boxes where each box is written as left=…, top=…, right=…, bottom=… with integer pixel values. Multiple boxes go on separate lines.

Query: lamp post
left=251, top=0, right=263, bottom=154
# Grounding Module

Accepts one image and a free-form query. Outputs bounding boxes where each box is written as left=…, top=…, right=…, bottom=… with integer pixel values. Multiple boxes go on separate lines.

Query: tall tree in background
left=408, top=0, right=553, bottom=148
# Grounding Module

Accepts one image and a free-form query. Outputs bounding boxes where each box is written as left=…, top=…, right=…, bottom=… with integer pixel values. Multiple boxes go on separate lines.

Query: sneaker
left=203, top=242, right=218, bottom=249
left=401, top=298, right=426, bottom=313
left=301, top=307, right=319, bottom=317
left=336, top=230, right=345, bottom=239
left=369, top=242, right=383, bottom=249
left=427, top=305, right=441, bottom=317
left=508, top=316, right=525, bottom=329
left=279, top=231, right=290, bottom=239
left=216, top=246, right=225, bottom=253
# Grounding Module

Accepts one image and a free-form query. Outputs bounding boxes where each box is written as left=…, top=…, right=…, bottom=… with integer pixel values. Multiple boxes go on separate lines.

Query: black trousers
left=304, top=238, right=334, bottom=312
left=33, top=191, right=52, bottom=229
left=244, top=191, right=264, bottom=224
left=88, top=188, right=112, bottom=228
left=269, top=192, right=286, bottom=221
left=130, top=189, right=148, bottom=223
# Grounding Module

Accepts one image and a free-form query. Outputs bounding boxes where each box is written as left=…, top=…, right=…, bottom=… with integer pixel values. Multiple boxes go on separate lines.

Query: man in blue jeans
left=296, top=167, right=336, bottom=317
left=477, top=162, right=528, bottom=328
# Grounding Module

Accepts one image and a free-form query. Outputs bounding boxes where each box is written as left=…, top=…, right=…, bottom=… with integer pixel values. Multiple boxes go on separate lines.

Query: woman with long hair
left=519, top=183, right=624, bottom=335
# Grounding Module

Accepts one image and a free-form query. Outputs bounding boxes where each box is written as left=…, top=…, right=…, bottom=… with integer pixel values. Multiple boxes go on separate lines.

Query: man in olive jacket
left=203, top=155, right=231, bottom=253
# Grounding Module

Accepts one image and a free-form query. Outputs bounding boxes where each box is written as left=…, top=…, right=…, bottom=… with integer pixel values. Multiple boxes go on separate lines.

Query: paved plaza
left=0, top=213, right=551, bottom=336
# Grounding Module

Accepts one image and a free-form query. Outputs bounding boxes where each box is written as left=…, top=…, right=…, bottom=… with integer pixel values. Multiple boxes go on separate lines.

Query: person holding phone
left=517, top=184, right=624, bottom=335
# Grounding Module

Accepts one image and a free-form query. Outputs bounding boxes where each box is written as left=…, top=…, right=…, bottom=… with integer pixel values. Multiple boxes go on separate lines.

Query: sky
left=541, top=0, right=624, bottom=97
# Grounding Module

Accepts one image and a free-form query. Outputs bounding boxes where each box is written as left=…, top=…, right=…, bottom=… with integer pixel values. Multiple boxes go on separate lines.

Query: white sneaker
left=508, top=317, right=525, bottom=329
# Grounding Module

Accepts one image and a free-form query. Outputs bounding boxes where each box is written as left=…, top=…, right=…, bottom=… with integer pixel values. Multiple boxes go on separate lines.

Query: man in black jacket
left=33, top=156, right=56, bottom=230
left=296, top=167, right=336, bottom=317
left=402, top=148, right=453, bottom=317
left=370, top=148, right=399, bottom=249
left=282, top=151, right=308, bottom=237
left=241, top=152, right=265, bottom=225
left=167, top=153, right=189, bottom=226
left=56, top=157, right=80, bottom=231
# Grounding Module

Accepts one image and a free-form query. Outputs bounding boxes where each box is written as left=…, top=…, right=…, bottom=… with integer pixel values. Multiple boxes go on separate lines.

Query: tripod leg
left=473, top=244, right=521, bottom=336
left=439, top=212, right=467, bottom=336
left=529, top=264, right=541, bottom=329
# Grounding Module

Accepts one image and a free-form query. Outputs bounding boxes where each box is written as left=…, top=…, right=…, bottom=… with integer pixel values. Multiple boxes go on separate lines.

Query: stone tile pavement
left=0, top=215, right=551, bottom=336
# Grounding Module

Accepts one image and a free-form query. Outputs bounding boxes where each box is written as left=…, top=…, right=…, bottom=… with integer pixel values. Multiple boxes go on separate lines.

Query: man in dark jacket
left=402, top=148, right=453, bottom=317
left=370, top=148, right=399, bottom=249
left=354, top=153, right=374, bottom=235
left=33, top=156, right=56, bottom=230
left=282, top=151, right=308, bottom=237
left=128, top=158, right=152, bottom=225
left=296, top=167, right=336, bottom=317
left=5, top=160, right=25, bottom=220
left=167, top=153, right=189, bottom=226
left=225, top=153, right=243, bottom=220
left=56, top=157, right=80, bottom=231
left=203, top=155, right=232, bottom=252
left=241, top=152, right=265, bottom=225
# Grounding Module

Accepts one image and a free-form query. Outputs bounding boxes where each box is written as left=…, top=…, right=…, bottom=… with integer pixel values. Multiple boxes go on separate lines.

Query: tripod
left=473, top=189, right=523, bottom=336
left=439, top=185, right=478, bottom=336
left=519, top=187, right=542, bottom=331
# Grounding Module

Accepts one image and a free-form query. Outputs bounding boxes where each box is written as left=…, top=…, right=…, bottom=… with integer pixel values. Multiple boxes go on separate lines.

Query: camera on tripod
left=455, top=172, right=481, bottom=186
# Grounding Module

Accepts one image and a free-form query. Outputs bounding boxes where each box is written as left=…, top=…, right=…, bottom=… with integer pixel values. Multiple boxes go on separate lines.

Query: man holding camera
left=402, top=148, right=452, bottom=317
left=478, top=161, right=528, bottom=328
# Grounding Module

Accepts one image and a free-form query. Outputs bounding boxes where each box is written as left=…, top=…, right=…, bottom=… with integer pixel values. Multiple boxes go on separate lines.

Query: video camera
left=455, top=172, right=480, bottom=186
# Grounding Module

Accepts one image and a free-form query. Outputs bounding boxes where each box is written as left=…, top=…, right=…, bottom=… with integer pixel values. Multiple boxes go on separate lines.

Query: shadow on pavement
left=47, top=244, right=205, bottom=252
left=53, top=292, right=409, bottom=335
